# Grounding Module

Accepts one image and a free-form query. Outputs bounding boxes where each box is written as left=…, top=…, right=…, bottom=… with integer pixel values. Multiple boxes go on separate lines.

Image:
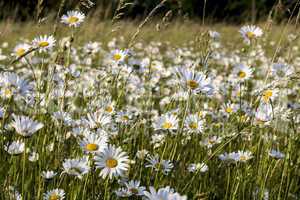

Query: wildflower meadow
left=0, top=1, right=299, bottom=200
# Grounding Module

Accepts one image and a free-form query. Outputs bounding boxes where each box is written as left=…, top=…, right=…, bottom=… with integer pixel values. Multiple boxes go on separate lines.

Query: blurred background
left=0, top=0, right=298, bottom=24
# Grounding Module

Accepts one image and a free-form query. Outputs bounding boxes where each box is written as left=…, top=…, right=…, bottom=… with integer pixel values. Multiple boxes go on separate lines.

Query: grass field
left=0, top=15, right=299, bottom=200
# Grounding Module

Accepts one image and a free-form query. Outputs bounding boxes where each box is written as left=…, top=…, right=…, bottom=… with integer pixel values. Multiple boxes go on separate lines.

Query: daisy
left=222, top=102, right=238, bottom=117
left=62, top=157, right=90, bottom=179
left=176, top=68, right=214, bottom=95
left=219, top=152, right=231, bottom=161
left=13, top=43, right=31, bottom=57
left=115, top=188, right=130, bottom=197
left=115, top=111, right=133, bottom=125
left=125, top=180, right=146, bottom=196
left=239, top=25, right=263, bottom=44
left=32, top=35, right=56, bottom=52
left=271, top=63, right=294, bottom=78
left=42, top=170, right=57, bottom=180
left=94, top=145, right=129, bottom=179
left=61, top=10, right=85, bottom=27
left=4, top=140, right=25, bottom=155
left=230, top=150, right=253, bottom=162
left=153, top=113, right=178, bottom=131
left=209, top=30, right=221, bottom=40
left=43, top=189, right=65, bottom=200
left=0, top=72, right=33, bottom=100
left=28, top=151, right=39, bottom=162
left=187, top=162, right=208, bottom=173
left=261, top=89, right=278, bottom=103
left=83, top=111, right=111, bottom=129
left=184, top=114, right=204, bottom=133
left=233, top=64, right=253, bottom=82
left=101, top=100, right=115, bottom=115
left=144, top=187, right=187, bottom=200
left=269, top=149, right=285, bottom=159
left=11, top=114, right=44, bottom=137
left=200, top=136, right=222, bottom=148
left=143, top=187, right=170, bottom=200
left=110, top=49, right=128, bottom=64
left=145, top=155, right=174, bottom=175
left=52, top=111, right=73, bottom=126
left=83, top=41, right=101, bottom=54
left=79, top=131, right=108, bottom=154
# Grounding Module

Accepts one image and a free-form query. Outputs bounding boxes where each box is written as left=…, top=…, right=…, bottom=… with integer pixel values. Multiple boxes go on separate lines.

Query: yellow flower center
left=262, top=90, right=273, bottom=102
left=238, top=71, right=246, bottom=78
left=85, top=143, right=99, bottom=151
left=186, top=80, right=198, bottom=90
left=130, top=188, right=139, bottom=194
left=68, top=16, right=79, bottom=24
left=189, top=122, right=198, bottom=129
left=162, top=122, right=172, bottom=129
left=16, top=48, right=25, bottom=56
left=113, top=53, right=122, bottom=61
left=4, top=88, right=12, bottom=97
left=239, top=155, right=247, bottom=161
left=105, top=106, right=113, bottom=113
left=39, top=41, right=49, bottom=47
left=49, top=194, right=60, bottom=200
left=208, top=139, right=215, bottom=144
left=122, top=115, right=129, bottom=121
left=106, top=158, right=118, bottom=168
left=246, top=31, right=255, bottom=39
left=226, top=107, right=233, bottom=113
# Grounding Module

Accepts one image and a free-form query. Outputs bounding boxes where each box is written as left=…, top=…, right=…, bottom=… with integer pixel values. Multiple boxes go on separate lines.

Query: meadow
left=0, top=10, right=299, bottom=200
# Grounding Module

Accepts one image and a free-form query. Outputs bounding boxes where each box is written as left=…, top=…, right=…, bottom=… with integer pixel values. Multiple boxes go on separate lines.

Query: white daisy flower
left=61, top=10, right=85, bottom=27
left=269, top=149, right=285, bottom=159
left=239, top=25, right=263, bottom=44
left=153, top=113, right=178, bottom=131
left=42, top=170, right=57, bottom=180
left=145, top=155, right=174, bottom=175
left=125, top=180, right=146, bottom=196
left=43, top=189, right=65, bottom=200
left=230, top=150, right=253, bottom=162
left=83, top=111, right=111, bottom=129
left=271, top=63, right=294, bottom=78
left=0, top=72, right=33, bottom=100
left=184, top=114, right=204, bottom=133
left=110, top=49, right=128, bottom=64
left=32, top=35, right=56, bottom=52
left=62, top=157, right=90, bottom=179
left=28, top=151, right=39, bottom=162
left=187, top=162, right=208, bottom=173
left=13, top=43, right=31, bottom=57
left=94, top=145, right=129, bottom=179
left=11, top=114, right=44, bottom=137
left=176, top=68, right=214, bottom=95
left=200, top=136, right=222, bottom=148
left=4, top=140, right=25, bottom=155
left=233, top=64, right=253, bottom=82
left=222, top=102, right=238, bottom=117
left=261, top=89, right=278, bottom=103
left=144, top=187, right=187, bottom=200
left=79, top=131, right=108, bottom=154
